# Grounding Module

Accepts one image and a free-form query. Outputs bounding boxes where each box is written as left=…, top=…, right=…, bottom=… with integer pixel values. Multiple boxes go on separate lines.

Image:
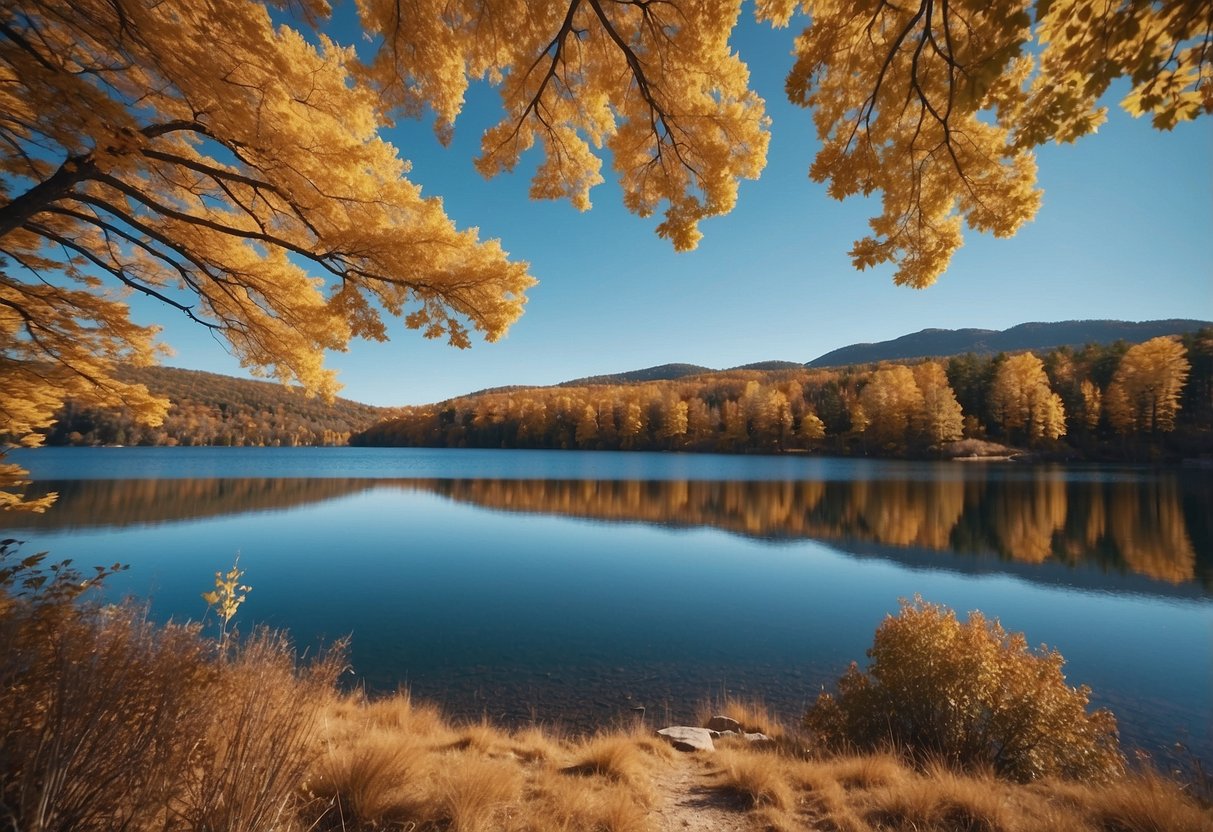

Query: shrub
left=803, top=598, right=1124, bottom=782
left=0, top=540, right=342, bottom=832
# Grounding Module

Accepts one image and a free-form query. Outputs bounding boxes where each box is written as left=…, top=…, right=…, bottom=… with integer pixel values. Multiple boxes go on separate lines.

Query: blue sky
left=135, top=9, right=1213, bottom=407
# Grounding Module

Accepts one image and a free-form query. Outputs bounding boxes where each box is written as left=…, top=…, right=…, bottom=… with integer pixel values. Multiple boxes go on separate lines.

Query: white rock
left=656, top=726, right=716, bottom=753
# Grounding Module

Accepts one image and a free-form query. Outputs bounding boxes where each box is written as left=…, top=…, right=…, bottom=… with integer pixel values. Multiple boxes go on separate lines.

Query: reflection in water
left=10, top=478, right=380, bottom=530
left=10, top=471, right=1210, bottom=591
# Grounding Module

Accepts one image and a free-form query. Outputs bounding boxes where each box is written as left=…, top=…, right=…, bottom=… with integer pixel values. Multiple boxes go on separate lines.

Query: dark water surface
left=5, top=447, right=1211, bottom=759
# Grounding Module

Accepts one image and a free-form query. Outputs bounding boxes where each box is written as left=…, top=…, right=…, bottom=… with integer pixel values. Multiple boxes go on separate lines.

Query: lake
left=4, top=447, right=1211, bottom=761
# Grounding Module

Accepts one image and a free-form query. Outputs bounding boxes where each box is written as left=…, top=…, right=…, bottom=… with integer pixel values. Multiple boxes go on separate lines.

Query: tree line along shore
left=354, top=333, right=1211, bottom=461
left=32, top=330, right=1213, bottom=462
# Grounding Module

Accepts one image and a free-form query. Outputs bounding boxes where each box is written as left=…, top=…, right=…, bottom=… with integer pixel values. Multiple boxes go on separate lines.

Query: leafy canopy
left=2, top=0, right=1209, bottom=507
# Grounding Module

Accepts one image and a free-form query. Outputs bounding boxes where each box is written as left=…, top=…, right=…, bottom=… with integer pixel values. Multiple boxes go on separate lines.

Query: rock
left=744, top=732, right=775, bottom=747
left=656, top=726, right=716, bottom=753
left=705, top=715, right=743, bottom=733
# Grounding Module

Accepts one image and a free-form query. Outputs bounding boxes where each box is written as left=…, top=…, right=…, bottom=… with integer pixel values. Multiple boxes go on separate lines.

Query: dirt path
left=649, top=754, right=756, bottom=832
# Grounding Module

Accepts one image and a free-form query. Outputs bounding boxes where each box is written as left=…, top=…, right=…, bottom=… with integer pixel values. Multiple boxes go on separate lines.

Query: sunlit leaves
left=1106, top=336, right=1190, bottom=433
left=202, top=557, right=251, bottom=647
left=912, top=361, right=965, bottom=444
left=1023, top=0, right=1213, bottom=142
left=858, top=366, right=925, bottom=446
left=775, top=0, right=1209, bottom=285
left=780, top=0, right=1041, bottom=287
left=804, top=597, right=1125, bottom=782
left=989, top=353, right=1067, bottom=441
left=1, top=0, right=535, bottom=508
left=358, top=0, right=771, bottom=251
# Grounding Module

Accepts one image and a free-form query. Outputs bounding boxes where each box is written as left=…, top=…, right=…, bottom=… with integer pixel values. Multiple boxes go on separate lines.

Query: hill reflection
left=9, top=472, right=1210, bottom=591
left=8, top=478, right=380, bottom=530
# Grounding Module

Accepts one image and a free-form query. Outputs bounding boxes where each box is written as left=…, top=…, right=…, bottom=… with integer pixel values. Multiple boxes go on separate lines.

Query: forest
left=38, top=366, right=390, bottom=448
left=352, top=331, right=1213, bottom=461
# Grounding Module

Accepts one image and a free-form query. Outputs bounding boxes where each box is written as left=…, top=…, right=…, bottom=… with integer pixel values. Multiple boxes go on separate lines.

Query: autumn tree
left=989, top=353, right=1067, bottom=442
left=1080, top=380, right=1103, bottom=431
left=911, top=361, right=965, bottom=445
left=857, top=365, right=925, bottom=447
left=5, top=0, right=1209, bottom=506
left=618, top=399, right=646, bottom=448
left=575, top=404, right=599, bottom=447
left=657, top=394, right=689, bottom=443
left=1105, top=336, right=1190, bottom=433
left=776, top=0, right=1212, bottom=287
left=796, top=409, right=827, bottom=442
left=1180, top=327, right=1213, bottom=424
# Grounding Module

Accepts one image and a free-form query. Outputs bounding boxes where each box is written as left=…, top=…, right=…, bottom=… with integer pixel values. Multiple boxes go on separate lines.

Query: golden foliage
left=780, top=0, right=1041, bottom=287
left=858, top=365, right=926, bottom=446
left=1106, top=336, right=1191, bottom=433
left=359, top=0, right=773, bottom=251
left=4, top=0, right=1209, bottom=508
left=0, top=0, right=534, bottom=507
left=1025, top=0, right=1213, bottom=139
left=774, top=0, right=1210, bottom=286
left=913, top=361, right=966, bottom=444
left=803, top=598, right=1125, bottom=782
left=202, top=557, right=251, bottom=645
left=989, top=353, right=1067, bottom=441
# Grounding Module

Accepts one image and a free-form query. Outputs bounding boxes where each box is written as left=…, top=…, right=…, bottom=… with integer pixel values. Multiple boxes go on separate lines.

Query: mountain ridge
left=806, top=318, right=1211, bottom=367
left=539, top=319, right=1210, bottom=393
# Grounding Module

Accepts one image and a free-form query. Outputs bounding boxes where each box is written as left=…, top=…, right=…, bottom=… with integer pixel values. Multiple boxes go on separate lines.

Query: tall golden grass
left=0, top=544, right=342, bottom=832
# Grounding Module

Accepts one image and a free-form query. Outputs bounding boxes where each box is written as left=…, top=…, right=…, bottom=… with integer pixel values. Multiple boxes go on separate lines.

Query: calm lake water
left=4, top=447, right=1211, bottom=760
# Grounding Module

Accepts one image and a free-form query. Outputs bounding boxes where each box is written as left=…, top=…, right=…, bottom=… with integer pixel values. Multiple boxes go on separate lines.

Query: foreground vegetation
left=1, top=546, right=1208, bottom=832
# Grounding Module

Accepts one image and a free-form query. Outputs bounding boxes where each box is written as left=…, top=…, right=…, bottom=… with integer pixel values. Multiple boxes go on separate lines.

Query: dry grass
left=509, top=725, right=563, bottom=764
left=711, top=747, right=797, bottom=811
left=862, top=762, right=1012, bottom=832
left=567, top=734, right=654, bottom=785
left=309, top=729, right=430, bottom=828
left=0, top=548, right=342, bottom=832
left=523, top=774, right=652, bottom=832
left=696, top=695, right=785, bottom=737
left=821, top=752, right=907, bottom=790
left=1043, top=770, right=1213, bottom=832
left=435, top=755, right=524, bottom=832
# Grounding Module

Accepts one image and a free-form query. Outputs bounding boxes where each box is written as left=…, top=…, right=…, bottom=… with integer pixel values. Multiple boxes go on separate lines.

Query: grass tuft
left=712, top=747, right=797, bottom=811
left=308, top=730, right=428, bottom=828
left=436, top=755, right=523, bottom=832
left=697, top=695, right=784, bottom=737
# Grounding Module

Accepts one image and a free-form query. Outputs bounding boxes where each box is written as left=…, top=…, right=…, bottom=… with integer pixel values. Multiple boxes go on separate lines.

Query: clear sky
left=132, top=8, right=1213, bottom=407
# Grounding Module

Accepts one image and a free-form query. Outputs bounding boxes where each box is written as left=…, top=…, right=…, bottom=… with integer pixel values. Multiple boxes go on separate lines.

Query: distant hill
left=728, top=360, right=805, bottom=371
left=807, top=319, right=1212, bottom=367
left=43, top=365, right=388, bottom=447
left=558, top=363, right=713, bottom=387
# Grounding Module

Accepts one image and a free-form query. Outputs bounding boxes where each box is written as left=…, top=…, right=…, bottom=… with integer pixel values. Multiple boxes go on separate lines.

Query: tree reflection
left=10, top=472, right=1209, bottom=589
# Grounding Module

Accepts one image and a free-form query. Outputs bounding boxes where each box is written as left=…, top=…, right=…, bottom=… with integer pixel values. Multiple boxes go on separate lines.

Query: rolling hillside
left=43, top=366, right=390, bottom=447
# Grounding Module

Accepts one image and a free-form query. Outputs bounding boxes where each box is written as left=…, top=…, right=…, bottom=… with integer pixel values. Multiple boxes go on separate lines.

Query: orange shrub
left=804, top=598, right=1124, bottom=782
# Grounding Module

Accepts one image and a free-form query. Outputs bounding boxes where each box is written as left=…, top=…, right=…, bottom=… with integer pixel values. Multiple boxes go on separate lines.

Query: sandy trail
left=648, top=754, right=757, bottom=832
